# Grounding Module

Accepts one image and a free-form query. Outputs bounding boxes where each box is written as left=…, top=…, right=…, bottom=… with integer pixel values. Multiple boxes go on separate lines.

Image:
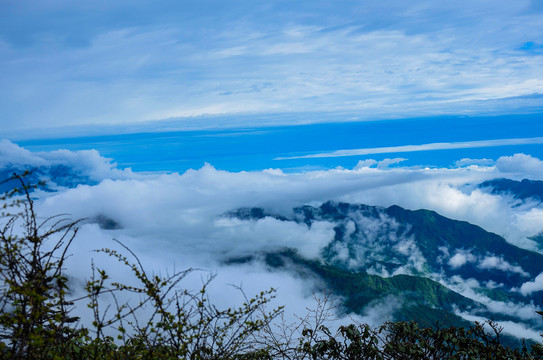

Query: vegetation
left=1, top=173, right=542, bottom=359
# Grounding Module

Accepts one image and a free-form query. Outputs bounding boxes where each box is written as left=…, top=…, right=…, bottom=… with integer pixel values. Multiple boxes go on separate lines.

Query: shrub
left=0, top=173, right=82, bottom=359
left=0, top=174, right=281, bottom=359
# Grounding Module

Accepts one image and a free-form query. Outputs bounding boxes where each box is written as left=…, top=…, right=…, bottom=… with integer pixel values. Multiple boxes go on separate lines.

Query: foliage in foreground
left=0, top=173, right=542, bottom=359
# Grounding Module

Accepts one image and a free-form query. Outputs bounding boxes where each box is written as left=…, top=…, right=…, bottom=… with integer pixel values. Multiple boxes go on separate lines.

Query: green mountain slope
left=226, top=201, right=543, bottom=338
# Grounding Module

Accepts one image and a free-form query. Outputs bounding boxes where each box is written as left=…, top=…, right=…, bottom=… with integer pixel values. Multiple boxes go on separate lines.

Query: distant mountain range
left=0, top=165, right=96, bottom=193
left=225, top=199, right=543, bottom=340
left=479, top=178, right=543, bottom=249
left=479, top=178, right=543, bottom=202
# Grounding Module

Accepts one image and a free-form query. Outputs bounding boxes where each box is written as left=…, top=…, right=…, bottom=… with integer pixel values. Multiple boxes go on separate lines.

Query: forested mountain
left=479, top=178, right=543, bottom=202
left=226, top=201, right=543, bottom=337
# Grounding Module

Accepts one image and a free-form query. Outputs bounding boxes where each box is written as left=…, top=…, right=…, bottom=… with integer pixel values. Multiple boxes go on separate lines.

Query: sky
left=2, top=0, right=543, bottom=342
left=10, top=114, right=543, bottom=172
left=1, top=0, right=543, bottom=137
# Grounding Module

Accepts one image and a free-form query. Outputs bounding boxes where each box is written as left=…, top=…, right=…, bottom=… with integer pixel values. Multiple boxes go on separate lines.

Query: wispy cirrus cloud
left=276, top=137, right=543, bottom=160
left=1, top=1, right=543, bottom=132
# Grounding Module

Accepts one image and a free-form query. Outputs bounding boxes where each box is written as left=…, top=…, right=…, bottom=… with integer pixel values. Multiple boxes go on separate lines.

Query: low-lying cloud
left=519, top=273, right=543, bottom=296
left=2, top=141, right=543, bottom=336
left=448, top=250, right=529, bottom=277
left=0, top=139, right=134, bottom=184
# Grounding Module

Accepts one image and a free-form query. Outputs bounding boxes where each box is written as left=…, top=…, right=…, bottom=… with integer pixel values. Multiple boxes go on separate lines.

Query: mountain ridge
left=225, top=200, right=543, bottom=338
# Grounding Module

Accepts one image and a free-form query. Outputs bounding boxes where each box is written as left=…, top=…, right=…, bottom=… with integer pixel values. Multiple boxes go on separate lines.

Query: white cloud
left=316, top=208, right=427, bottom=276
left=437, top=275, right=542, bottom=323
left=377, top=158, right=407, bottom=169
left=213, top=216, right=335, bottom=259
left=354, top=159, right=378, bottom=169
left=513, top=208, right=543, bottom=236
left=456, top=312, right=542, bottom=342
left=519, top=272, right=543, bottom=296
left=0, top=139, right=47, bottom=168
left=38, top=149, right=134, bottom=182
left=455, top=158, right=495, bottom=167
left=477, top=255, right=529, bottom=277
left=2, top=1, right=543, bottom=132
left=0, top=140, right=134, bottom=183
left=2, top=142, right=541, bottom=252
left=496, top=153, right=543, bottom=177
left=356, top=295, right=404, bottom=326
left=447, top=250, right=529, bottom=276
left=448, top=251, right=475, bottom=269
left=277, top=138, right=543, bottom=160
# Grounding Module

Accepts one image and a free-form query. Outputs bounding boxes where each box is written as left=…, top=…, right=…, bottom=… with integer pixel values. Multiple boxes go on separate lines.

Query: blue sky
left=1, top=0, right=543, bottom=138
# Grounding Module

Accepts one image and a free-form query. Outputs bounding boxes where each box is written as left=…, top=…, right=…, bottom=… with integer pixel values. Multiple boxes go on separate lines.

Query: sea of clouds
left=2, top=139, right=543, bottom=340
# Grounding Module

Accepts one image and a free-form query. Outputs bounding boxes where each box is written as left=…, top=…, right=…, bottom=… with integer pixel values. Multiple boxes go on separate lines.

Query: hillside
left=226, top=201, right=543, bottom=337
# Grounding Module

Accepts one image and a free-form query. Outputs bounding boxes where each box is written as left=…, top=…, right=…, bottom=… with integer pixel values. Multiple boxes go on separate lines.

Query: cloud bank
left=0, top=139, right=134, bottom=183
left=2, top=1, right=543, bottom=133
left=1, top=141, right=543, bottom=337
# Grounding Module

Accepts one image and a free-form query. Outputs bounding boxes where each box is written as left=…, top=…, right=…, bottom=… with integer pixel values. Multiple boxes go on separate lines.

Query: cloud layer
left=2, top=141, right=543, bottom=337
left=2, top=1, right=543, bottom=133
